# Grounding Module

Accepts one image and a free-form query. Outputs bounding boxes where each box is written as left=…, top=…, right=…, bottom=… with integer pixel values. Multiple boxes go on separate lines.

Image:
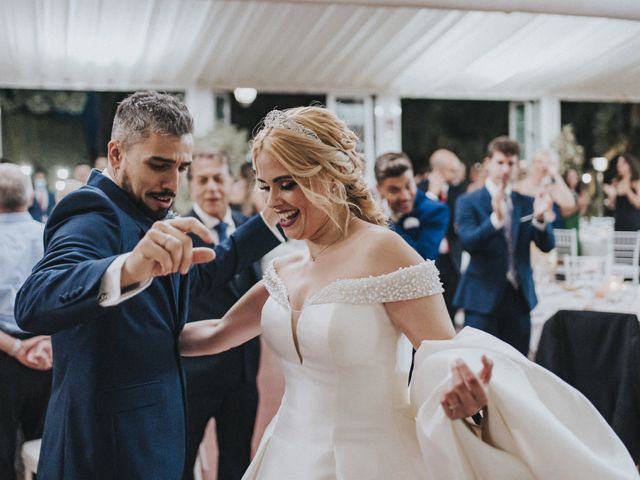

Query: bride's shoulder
left=351, top=222, right=426, bottom=277
left=270, top=251, right=306, bottom=273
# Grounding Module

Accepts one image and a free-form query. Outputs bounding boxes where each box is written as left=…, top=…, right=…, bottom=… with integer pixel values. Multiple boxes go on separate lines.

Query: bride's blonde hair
left=251, top=106, right=387, bottom=235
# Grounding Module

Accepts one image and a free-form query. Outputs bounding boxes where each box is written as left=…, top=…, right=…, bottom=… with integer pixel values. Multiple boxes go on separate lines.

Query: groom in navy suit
left=15, top=92, right=280, bottom=479
left=453, top=137, right=555, bottom=356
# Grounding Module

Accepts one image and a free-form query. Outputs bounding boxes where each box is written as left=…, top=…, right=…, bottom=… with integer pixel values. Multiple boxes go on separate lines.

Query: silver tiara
left=263, top=110, right=320, bottom=141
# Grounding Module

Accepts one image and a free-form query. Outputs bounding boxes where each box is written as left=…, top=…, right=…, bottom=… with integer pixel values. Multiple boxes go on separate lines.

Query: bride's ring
left=447, top=402, right=461, bottom=411
left=161, top=234, right=171, bottom=249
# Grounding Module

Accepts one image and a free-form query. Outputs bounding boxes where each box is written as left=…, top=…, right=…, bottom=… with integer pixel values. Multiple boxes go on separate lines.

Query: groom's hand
left=122, top=218, right=216, bottom=287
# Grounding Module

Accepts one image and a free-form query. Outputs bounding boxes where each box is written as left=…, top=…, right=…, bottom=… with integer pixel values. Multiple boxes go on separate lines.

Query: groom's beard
left=121, top=171, right=174, bottom=221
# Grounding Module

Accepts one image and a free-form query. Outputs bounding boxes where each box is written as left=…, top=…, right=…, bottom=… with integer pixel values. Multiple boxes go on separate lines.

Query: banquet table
left=530, top=280, right=640, bottom=354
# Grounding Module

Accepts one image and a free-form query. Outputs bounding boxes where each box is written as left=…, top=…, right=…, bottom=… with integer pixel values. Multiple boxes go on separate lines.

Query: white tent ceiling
left=2, top=0, right=640, bottom=101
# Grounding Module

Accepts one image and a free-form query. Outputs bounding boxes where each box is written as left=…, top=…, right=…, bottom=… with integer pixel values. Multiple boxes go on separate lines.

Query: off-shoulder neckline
left=265, top=259, right=434, bottom=310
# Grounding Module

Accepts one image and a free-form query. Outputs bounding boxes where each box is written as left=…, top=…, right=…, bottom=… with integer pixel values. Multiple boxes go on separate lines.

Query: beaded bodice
left=263, top=260, right=443, bottom=309
left=250, top=260, right=444, bottom=479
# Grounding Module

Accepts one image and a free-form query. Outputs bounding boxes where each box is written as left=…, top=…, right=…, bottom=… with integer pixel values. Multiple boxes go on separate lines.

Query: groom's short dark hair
left=111, top=91, right=193, bottom=149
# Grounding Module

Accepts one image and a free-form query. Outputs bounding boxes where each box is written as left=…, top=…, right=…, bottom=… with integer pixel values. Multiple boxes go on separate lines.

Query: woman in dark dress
left=604, top=154, right=640, bottom=231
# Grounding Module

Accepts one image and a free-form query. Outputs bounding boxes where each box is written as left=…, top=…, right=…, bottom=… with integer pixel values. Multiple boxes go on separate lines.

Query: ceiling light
left=233, top=88, right=257, bottom=107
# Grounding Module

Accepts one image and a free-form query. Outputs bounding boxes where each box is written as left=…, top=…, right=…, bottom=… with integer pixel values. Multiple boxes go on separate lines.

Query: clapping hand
left=491, top=183, right=506, bottom=223
left=428, top=170, right=446, bottom=198
left=122, top=217, right=216, bottom=288
left=533, top=191, right=553, bottom=222
left=441, top=355, right=493, bottom=420
left=603, top=183, right=616, bottom=197
left=617, top=178, right=631, bottom=196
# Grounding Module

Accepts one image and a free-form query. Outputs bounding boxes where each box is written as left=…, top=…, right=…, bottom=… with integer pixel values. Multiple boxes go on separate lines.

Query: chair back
left=553, top=228, right=578, bottom=257
left=589, top=216, right=615, bottom=229
left=609, top=231, right=640, bottom=284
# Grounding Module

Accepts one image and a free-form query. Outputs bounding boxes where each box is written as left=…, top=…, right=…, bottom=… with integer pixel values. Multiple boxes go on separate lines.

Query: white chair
left=589, top=216, right=615, bottom=229
left=553, top=229, right=578, bottom=278
left=21, top=439, right=40, bottom=480
left=608, top=231, right=640, bottom=284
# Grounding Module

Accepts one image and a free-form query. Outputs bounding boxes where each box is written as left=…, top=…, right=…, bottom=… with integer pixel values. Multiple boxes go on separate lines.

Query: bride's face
left=255, top=151, right=331, bottom=241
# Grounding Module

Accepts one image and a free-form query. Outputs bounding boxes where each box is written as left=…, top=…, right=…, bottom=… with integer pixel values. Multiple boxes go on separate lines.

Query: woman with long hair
left=604, top=154, right=640, bottom=231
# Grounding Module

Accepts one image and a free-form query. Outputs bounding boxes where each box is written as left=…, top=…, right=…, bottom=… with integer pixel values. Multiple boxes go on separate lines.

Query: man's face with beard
left=107, top=131, right=193, bottom=220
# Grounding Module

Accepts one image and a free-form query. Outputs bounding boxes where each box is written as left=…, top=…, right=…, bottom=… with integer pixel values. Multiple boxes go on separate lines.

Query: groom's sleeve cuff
left=98, top=253, right=153, bottom=307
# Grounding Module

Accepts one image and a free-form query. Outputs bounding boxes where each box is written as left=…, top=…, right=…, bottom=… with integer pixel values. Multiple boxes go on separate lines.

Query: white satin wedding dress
left=242, top=260, right=637, bottom=479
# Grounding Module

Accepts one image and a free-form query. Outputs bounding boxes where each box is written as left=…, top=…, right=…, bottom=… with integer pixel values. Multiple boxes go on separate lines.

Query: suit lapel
left=510, top=192, right=522, bottom=248
left=479, top=187, right=493, bottom=218
left=89, top=171, right=155, bottom=232
left=232, top=211, right=262, bottom=279
left=169, top=273, right=180, bottom=328
left=231, top=210, right=246, bottom=229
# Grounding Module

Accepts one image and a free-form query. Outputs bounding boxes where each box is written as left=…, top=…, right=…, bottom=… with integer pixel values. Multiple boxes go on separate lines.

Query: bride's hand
left=440, top=355, right=493, bottom=420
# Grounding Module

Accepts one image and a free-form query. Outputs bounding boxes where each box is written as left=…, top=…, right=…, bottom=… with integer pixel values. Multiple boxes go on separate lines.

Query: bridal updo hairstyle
left=251, top=106, right=387, bottom=234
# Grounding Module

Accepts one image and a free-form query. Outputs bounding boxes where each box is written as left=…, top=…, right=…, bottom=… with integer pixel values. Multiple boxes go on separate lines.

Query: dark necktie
left=215, top=221, right=228, bottom=243
left=503, top=195, right=518, bottom=289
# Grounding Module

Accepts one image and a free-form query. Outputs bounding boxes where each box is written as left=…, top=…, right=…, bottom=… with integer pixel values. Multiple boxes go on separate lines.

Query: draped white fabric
left=2, top=0, right=640, bottom=100
left=411, top=328, right=638, bottom=479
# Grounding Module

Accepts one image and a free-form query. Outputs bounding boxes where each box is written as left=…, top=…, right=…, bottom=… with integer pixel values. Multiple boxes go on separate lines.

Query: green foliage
left=0, top=90, right=87, bottom=115
left=552, top=124, right=585, bottom=173
left=592, top=104, right=627, bottom=156
left=195, top=123, right=250, bottom=176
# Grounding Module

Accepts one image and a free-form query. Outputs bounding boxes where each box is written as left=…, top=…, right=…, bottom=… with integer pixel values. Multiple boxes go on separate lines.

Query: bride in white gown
left=180, top=107, right=638, bottom=479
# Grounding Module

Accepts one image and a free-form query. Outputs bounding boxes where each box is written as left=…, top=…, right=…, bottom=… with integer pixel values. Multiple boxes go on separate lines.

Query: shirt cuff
left=532, top=216, right=547, bottom=231
left=425, top=191, right=439, bottom=201
left=98, top=253, right=153, bottom=307
left=490, top=212, right=504, bottom=230
left=260, top=212, right=285, bottom=243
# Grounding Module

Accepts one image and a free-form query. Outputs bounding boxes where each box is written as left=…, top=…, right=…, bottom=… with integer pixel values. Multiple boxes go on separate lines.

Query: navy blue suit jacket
left=183, top=209, right=261, bottom=394
left=390, top=191, right=449, bottom=261
left=453, top=187, right=555, bottom=315
left=14, top=171, right=279, bottom=479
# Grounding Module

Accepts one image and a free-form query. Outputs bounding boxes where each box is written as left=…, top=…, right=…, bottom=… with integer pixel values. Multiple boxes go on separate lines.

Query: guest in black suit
left=183, top=148, right=263, bottom=480
left=418, top=149, right=465, bottom=320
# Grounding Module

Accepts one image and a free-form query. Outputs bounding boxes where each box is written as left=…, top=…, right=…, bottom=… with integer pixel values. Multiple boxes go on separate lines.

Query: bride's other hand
left=440, top=355, right=493, bottom=420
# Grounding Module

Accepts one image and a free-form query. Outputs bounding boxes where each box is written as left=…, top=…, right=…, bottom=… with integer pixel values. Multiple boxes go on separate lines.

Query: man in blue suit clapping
left=14, top=92, right=281, bottom=479
left=453, top=137, right=555, bottom=356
